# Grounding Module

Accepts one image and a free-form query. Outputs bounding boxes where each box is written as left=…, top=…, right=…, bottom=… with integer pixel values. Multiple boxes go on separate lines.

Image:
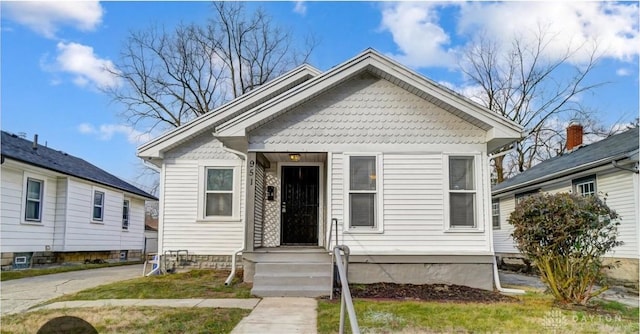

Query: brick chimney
left=566, top=122, right=583, bottom=151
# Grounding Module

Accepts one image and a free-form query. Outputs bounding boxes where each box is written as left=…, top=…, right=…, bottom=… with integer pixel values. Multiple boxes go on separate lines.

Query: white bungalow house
left=492, top=125, right=639, bottom=287
left=138, top=49, right=523, bottom=296
left=1, top=131, right=156, bottom=268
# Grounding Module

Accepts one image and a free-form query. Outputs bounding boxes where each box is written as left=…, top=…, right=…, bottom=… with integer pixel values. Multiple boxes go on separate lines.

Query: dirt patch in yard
left=336, top=283, right=517, bottom=303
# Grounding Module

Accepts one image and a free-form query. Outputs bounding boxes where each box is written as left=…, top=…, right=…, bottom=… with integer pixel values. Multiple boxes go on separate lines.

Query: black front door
left=281, top=166, right=319, bottom=245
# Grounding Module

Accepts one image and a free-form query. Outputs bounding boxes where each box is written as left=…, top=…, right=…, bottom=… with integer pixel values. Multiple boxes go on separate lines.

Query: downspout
left=488, top=145, right=525, bottom=295
left=216, top=141, right=248, bottom=286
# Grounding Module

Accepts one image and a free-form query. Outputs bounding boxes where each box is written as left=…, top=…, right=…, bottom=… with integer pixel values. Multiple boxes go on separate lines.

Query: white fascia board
left=136, top=64, right=321, bottom=158
left=491, top=155, right=628, bottom=197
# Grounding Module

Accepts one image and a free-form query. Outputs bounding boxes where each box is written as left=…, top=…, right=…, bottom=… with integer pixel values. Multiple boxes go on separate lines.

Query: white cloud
left=293, top=1, right=307, bottom=16
left=616, top=68, right=631, bottom=76
left=50, top=42, right=120, bottom=89
left=78, top=123, right=153, bottom=145
left=2, top=1, right=103, bottom=38
left=457, top=2, right=639, bottom=64
left=379, top=2, right=456, bottom=68
left=380, top=2, right=639, bottom=68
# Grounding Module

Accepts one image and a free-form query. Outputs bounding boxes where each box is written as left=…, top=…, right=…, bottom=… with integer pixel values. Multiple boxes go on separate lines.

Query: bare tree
left=106, top=2, right=316, bottom=133
left=460, top=27, right=608, bottom=183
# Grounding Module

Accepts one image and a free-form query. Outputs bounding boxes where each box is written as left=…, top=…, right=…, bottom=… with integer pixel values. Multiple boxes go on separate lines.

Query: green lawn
left=48, top=269, right=252, bottom=303
left=0, top=261, right=143, bottom=281
left=318, top=292, right=639, bottom=334
left=0, top=307, right=249, bottom=334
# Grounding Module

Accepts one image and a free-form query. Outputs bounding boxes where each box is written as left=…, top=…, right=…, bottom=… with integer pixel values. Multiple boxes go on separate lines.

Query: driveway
left=1, top=264, right=143, bottom=315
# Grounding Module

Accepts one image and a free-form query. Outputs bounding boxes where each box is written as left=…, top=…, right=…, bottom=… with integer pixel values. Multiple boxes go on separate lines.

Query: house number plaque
left=248, top=159, right=255, bottom=186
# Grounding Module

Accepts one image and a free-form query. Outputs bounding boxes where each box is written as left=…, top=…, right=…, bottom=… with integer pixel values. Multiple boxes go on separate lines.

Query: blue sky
left=2, top=1, right=638, bottom=193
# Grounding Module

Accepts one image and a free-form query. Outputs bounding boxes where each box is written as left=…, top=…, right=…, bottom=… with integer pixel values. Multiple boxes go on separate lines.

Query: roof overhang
left=214, top=49, right=524, bottom=148
left=492, top=152, right=638, bottom=197
left=137, top=64, right=321, bottom=160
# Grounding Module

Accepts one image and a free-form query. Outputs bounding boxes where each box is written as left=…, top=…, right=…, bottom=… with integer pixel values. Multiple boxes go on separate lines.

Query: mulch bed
left=334, top=283, right=517, bottom=303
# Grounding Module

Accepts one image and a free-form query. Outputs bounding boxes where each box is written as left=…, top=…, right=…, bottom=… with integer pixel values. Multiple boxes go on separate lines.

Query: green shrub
left=508, top=192, right=622, bottom=305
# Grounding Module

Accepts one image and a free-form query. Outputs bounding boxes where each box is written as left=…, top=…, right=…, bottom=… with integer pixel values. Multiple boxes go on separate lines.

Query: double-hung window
left=25, top=178, right=44, bottom=221
left=573, top=175, right=596, bottom=197
left=93, top=190, right=105, bottom=221
left=205, top=168, right=234, bottom=217
left=492, top=201, right=500, bottom=229
left=122, top=200, right=130, bottom=230
left=447, top=156, right=476, bottom=228
left=347, top=155, right=379, bottom=229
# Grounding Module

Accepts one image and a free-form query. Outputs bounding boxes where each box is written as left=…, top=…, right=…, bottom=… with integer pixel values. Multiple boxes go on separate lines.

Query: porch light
left=289, top=153, right=301, bottom=162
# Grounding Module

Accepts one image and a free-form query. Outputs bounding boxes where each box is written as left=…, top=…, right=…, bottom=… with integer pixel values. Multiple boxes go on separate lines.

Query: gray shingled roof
left=493, top=127, right=639, bottom=194
left=1, top=131, right=156, bottom=200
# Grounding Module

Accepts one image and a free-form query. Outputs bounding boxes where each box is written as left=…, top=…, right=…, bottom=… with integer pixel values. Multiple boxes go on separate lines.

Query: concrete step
left=255, top=262, right=331, bottom=274
left=245, top=251, right=331, bottom=263
left=251, top=261, right=332, bottom=298
left=251, top=286, right=330, bottom=298
left=254, top=273, right=331, bottom=287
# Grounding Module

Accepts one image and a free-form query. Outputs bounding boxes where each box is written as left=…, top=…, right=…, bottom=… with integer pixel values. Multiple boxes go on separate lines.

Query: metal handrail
left=327, top=218, right=338, bottom=251
left=333, top=245, right=360, bottom=334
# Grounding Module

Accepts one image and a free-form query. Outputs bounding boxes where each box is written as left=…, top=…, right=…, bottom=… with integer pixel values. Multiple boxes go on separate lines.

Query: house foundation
left=348, top=255, right=495, bottom=291
left=0, top=250, right=143, bottom=271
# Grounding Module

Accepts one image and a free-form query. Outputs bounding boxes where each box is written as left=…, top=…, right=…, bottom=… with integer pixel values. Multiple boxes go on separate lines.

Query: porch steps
left=250, top=249, right=332, bottom=298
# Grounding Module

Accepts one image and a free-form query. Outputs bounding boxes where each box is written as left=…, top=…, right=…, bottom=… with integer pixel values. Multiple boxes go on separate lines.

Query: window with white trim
left=205, top=167, right=235, bottom=217
left=573, top=175, right=596, bottom=197
left=448, top=156, right=476, bottom=228
left=122, top=200, right=130, bottom=230
left=25, top=178, right=44, bottom=221
left=92, top=191, right=104, bottom=221
left=492, top=201, right=500, bottom=229
left=349, top=156, right=377, bottom=228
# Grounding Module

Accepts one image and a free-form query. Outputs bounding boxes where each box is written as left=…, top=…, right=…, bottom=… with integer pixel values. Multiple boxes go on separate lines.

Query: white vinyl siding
left=493, top=169, right=638, bottom=259
left=161, top=158, right=245, bottom=255
left=64, top=179, right=144, bottom=251
left=1, top=165, right=57, bottom=252
left=333, top=153, right=490, bottom=255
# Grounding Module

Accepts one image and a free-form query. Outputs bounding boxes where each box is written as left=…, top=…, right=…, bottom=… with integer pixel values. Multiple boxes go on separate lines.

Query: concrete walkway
left=31, top=298, right=260, bottom=311
left=231, top=297, right=317, bottom=334
left=24, top=297, right=317, bottom=334
left=1, top=264, right=143, bottom=315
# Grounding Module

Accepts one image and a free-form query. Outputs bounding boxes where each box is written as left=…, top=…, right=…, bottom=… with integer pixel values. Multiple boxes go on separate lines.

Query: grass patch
left=0, top=306, right=249, bottom=334
left=0, top=262, right=142, bottom=281
left=318, top=292, right=640, bottom=334
left=48, top=269, right=252, bottom=303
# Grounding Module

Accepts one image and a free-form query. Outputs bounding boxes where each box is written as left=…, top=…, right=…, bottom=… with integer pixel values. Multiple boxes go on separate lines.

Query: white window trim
left=197, top=160, right=242, bottom=222
left=572, top=175, right=597, bottom=197
left=21, top=172, right=46, bottom=224
left=343, top=153, right=384, bottom=234
left=492, top=201, right=500, bottom=230
left=443, top=153, right=484, bottom=232
left=122, top=199, right=130, bottom=231
left=91, top=188, right=105, bottom=223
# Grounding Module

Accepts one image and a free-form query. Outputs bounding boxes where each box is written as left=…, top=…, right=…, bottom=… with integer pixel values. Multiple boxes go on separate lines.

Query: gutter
left=213, top=136, right=248, bottom=286
left=493, top=153, right=633, bottom=196
left=612, top=160, right=639, bottom=174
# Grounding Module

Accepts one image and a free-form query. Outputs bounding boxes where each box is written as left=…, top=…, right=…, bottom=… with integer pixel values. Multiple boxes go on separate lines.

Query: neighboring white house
left=1, top=131, right=157, bottom=268
left=492, top=126, right=639, bottom=287
left=138, top=49, right=523, bottom=296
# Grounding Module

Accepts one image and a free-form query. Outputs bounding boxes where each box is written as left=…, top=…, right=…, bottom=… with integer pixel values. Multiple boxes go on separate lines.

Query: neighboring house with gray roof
left=492, top=126, right=639, bottom=287
left=1, top=131, right=156, bottom=269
